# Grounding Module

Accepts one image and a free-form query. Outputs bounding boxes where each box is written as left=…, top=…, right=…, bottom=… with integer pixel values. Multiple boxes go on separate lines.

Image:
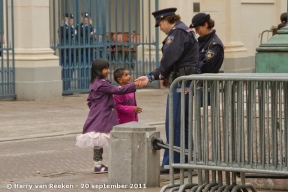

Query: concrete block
left=15, top=65, right=62, bottom=100
left=108, top=122, right=160, bottom=187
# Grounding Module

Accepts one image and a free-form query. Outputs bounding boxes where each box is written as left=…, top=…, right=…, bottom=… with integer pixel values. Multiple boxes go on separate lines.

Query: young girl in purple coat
left=76, top=59, right=138, bottom=174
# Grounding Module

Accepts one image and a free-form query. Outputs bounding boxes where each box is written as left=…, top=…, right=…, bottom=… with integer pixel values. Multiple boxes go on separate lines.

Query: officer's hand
left=161, top=79, right=169, bottom=88
left=134, top=106, right=142, bottom=114
left=134, top=76, right=149, bottom=87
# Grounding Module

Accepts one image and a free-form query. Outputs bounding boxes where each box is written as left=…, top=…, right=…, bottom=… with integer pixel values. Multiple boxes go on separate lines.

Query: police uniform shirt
left=150, top=21, right=200, bottom=80
left=198, top=30, right=224, bottom=73
left=59, top=23, right=75, bottom=42
left=76, top=22, right=94, bottom=38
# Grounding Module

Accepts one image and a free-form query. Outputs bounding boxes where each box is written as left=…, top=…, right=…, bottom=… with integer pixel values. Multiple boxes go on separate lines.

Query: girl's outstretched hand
left=134, top=76, right=149, bottom=87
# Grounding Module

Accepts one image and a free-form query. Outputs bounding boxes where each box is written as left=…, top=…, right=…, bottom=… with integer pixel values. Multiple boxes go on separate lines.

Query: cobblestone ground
left=0, top=127, right=166, bottom=192
left=0, top=89, right=166, bottom=139
left=0, top=135, right=95, bottom=183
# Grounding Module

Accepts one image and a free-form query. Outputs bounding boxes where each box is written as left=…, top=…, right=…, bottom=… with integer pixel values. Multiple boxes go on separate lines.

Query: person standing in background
left=190, top=13, right=224, bottom=73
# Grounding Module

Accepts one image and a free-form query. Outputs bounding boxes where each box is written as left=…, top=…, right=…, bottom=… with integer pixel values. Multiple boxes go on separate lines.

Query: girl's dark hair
left=113, top=68, right=126, bottom=83
left=90, top=58, right=109, bottom=83
left=164, top=14, right=181, bottom=25
left=199, top=19, right=215, bottom=29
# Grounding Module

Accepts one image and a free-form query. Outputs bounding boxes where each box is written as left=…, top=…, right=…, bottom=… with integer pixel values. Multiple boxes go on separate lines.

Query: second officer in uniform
left=190, top=13, right=224, bottom=73
left=190, top=13, right=224, bottom=106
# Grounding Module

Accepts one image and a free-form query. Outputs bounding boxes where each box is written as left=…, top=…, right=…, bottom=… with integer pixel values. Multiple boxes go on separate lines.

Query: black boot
left=93, top=147, right=103, bottom=162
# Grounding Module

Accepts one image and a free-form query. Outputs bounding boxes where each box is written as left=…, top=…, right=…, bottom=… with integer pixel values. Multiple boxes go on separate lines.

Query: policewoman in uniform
left=59, top=13, right=76, bottom=45
left=59, top=13, right=76, bottom=65
left=190, top=13, right=224, bottom=106
left=59, top=13, right=77, bottom=92
left=135, top=8, right=200, bottom=173
left=190, top=13, right=224, bottom=73
left=76, top=12, right=95, bottom=89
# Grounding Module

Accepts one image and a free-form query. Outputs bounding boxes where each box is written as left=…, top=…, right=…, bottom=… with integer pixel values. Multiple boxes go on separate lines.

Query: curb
left=0, top=121, right=165, bottom=143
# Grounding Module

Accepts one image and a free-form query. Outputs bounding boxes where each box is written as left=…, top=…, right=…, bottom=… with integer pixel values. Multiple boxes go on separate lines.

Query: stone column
left=108, top=122, right=160, bottom=187
left=222, top=0, right=249, bottom=72
left=10, top=0, right=62, bottom=100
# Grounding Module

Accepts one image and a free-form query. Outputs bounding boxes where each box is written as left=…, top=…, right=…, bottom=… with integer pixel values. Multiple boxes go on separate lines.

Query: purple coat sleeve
left=98, top=81, right=136, bottom=95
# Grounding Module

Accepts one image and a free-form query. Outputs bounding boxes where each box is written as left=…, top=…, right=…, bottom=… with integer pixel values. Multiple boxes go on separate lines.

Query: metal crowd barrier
left=160, top=73, right=288, bottom=192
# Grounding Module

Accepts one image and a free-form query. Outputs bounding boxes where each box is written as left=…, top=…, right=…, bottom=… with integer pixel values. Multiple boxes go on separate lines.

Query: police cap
left=189, top=13, right=210, bottom=28
left=82, top=12, right=89, bottom=17
left=280, top=12, right=287, bottom=22
left=64, top=13, right=74, bottom=18
left=152, top=7, right=177, bottom=27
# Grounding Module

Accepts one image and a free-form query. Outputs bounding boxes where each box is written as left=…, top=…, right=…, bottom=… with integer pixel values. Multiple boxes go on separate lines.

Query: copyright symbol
left=7, top=184, right=12, bottom=189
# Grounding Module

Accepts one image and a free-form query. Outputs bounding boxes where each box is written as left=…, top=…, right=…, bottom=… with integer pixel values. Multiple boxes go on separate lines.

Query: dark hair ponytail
left=206, top=19, right=215, bottom=29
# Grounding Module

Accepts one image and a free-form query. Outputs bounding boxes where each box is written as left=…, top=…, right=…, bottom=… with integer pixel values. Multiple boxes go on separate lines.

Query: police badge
left=166, top=35, right=174, bottom=45
left=206, top=50, right=215, bottom=59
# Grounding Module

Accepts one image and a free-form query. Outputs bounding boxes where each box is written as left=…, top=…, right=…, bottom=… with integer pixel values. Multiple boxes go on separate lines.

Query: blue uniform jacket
left=76, top=22, right=94, bottom=44
left=59, top=23, right=75, bottom=44
left=150, top=21, right=200, bottom=80
left=198, top=30, right=224, bottom=73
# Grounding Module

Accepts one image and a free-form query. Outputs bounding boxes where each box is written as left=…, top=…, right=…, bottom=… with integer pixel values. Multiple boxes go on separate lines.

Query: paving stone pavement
left=0, top=89, right=167, bottom=140
left=0, top=129, right=166, bottom=192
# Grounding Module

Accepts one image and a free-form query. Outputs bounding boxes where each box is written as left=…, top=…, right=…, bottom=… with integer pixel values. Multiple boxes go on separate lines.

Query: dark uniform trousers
left=59, top=24, right=76, bottom=92
left=76, top=23, right=95, bottom=90
left=162, top=83, right=190, bottom=166
left=78, top=38, right=94, bottom=90
left=60, top=42, right=75, bottom=92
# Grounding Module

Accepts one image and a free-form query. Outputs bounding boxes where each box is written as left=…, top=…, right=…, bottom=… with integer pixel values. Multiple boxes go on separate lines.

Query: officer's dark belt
left=177, top=66, right=197, bottom=76
left=168, top=66, right=197, bottom=84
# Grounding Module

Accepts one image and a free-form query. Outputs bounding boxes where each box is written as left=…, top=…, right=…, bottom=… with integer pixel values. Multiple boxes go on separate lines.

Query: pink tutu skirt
left=75, top=132, right=110, bottom=148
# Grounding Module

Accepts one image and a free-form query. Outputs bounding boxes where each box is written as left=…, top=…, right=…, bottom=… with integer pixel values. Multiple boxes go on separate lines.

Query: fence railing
left=50, top=0, right=159, bottom=94
left=0, top=0, right=15, bottom=99
left=161, top=73, right=288, bottom=192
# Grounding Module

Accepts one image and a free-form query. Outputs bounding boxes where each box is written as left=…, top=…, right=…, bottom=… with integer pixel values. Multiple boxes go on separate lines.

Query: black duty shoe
left=160, top=166, right=169, bottom=174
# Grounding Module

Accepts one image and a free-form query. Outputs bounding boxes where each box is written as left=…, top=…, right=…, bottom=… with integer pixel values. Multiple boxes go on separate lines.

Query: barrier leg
left=203, top=183, right=219, bottom=192
left=223, top=184, right=236, bottom=192
left=190, top=185, right=199, bottom=192
left=178, top=183, right=198, bottom=192
left=169, top=187, right=180, bottom=192
left=195, top=183, right=209, bottom=192
left=216, top=184, right=229, bottom=192
left=210, top=184, right=223, bottom=192
left=231, top=184, right=257, bottom=192
left=160, top=184, right=180, bottom=192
